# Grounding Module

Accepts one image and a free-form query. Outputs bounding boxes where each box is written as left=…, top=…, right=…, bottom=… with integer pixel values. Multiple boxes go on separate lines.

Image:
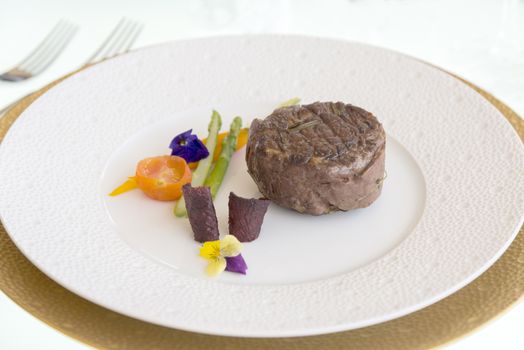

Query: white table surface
left=1, top=0, right=523, bottom=349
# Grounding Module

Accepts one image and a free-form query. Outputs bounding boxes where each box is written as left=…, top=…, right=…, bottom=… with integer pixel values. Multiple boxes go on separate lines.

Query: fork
left=83, top=18, right=143, bottom=66
left=0, top=18, right=143, bottom=116
left=0, top=20, right=78, bottom=82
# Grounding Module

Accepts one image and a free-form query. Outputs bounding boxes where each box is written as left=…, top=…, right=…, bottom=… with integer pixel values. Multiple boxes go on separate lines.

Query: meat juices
left=246, top=101, right=386, bottom=215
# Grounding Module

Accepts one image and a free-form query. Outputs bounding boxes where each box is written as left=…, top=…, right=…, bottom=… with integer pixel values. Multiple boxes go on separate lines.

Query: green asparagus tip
left=209, top=110, right=222, bottom=131
left=232, top=116, right=242, bottom=126
left=278, top=97, right=301, bottom=108
left=203, top=116, right=243, bottom=199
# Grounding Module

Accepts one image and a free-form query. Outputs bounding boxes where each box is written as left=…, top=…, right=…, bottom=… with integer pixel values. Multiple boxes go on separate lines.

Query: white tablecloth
left=1, top=0, right=523, bottom=349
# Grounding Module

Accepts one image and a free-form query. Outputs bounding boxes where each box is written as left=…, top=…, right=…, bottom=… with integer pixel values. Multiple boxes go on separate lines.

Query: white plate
left=1, top=35, right=523, bottom=337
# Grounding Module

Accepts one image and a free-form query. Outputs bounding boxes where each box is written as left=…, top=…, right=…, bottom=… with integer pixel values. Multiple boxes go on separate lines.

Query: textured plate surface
left=101, top=103, right=426, bottom=285
left=0, top=36, right=523, bottom=337
left=0, top=72, right=523, bottom=350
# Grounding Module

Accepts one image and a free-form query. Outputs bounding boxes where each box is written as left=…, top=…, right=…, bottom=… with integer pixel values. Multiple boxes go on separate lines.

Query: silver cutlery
left=0, top=18, right=143, bottom=116
left=0, top=20, right=78, bottom=82
left=84, top=18, right=143, bottom=65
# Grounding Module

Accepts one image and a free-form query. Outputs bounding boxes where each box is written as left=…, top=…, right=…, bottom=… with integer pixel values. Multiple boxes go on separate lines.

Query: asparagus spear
left=174, top=110, right=222, bottom=217
left=277, top=97, right=301, bottom=108
left=204, top=116, right=242, bottom=199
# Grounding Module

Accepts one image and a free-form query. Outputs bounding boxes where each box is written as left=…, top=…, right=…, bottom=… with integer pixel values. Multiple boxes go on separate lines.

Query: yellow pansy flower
left=199, top=235, right=244, bottom=277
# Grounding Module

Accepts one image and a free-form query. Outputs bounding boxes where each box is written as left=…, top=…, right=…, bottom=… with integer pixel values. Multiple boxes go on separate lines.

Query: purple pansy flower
left=169, top=129, right=209, bottom=163
left=225, top=254, right=248, bottom=275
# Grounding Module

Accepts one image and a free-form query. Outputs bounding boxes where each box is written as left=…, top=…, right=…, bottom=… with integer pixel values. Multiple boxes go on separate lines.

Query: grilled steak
left=246, top=101, right=385, bottom=215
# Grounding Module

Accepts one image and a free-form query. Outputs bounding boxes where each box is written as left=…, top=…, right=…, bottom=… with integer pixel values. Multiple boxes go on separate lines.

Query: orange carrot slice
left=109, top=177, right=138, bottom=196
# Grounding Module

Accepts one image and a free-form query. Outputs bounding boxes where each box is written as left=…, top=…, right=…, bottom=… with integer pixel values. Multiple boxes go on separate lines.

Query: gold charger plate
left=0, top=65, right=523, bottom=350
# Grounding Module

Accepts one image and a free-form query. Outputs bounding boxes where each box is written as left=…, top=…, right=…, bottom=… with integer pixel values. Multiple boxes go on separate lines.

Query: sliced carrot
left=109, top=177, right=138, bottom=196
left=236, top=127, right=249, bottom=151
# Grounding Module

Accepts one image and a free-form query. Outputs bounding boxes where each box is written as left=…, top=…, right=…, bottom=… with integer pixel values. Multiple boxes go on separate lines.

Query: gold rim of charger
left=0, top=62, right=522, bottom=350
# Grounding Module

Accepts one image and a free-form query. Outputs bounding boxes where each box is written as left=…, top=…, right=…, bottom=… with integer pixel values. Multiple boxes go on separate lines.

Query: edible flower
left=169, top=129, right=209, bottom=163
left=225, top=254, right=248, bottom=275
left=199, top=235, right=248, bottom=276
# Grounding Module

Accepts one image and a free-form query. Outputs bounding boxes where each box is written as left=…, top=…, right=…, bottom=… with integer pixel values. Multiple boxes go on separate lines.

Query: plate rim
left=1, top=34, right=523, bottom=337
left=1, top=73, right=523, bottom=349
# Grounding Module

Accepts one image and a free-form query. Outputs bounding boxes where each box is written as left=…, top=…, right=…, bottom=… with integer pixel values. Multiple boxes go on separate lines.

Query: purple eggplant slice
left=183, top=184, right=220, bottom=242
left=228, top=192, right=270, bottom=242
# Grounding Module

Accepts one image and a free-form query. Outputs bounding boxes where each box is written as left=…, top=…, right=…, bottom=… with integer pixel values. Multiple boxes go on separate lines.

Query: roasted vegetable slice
left=183, top=184, right=220, bottom=242
left=228, top=192, right=270, bottom=242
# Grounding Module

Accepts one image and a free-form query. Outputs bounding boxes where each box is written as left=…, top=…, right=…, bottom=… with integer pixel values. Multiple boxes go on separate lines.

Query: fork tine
left=104, top=21, right=138, bottom=58
left=29, top=23, right=78, bottom=75
left=117, top=23, right=143, bottom=55
left=18, top=20, right=69, bottom=70
left=21, top=22, right=72, bottom=72
left=0, top=19, right=77, bottom=82
left=96, top=20, right=131, bottom=60
left=85, top=19, right=142, bottom=65
left=84, top=18, right=126, bottom=65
